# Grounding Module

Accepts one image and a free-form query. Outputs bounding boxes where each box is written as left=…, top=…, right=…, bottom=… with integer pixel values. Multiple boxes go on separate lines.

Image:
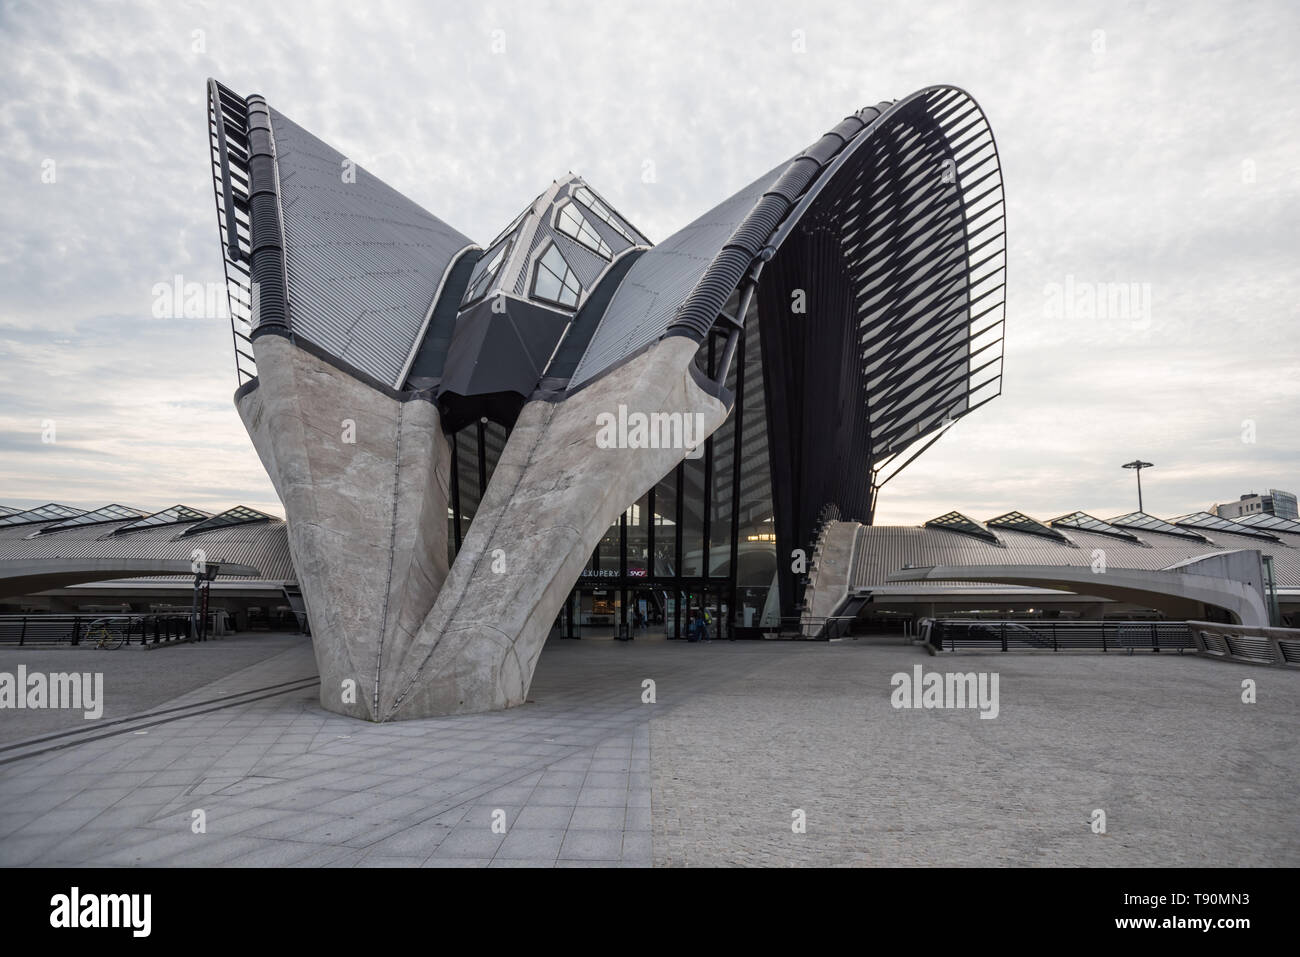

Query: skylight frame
left=111, top=505, right=213, bottom=535
left=1047, top=511, right=1142, bottom=542
left=1167, top=510, right=1282, bottom=542
left=0, top=504, right=87, bottom=528
left=178, top=505, right=277, bottom=537
left=37, top=504, right=146, bottom=533
left=986, top=510, right=1073, bottom=543
left=924, top=510, right=1001, bottom=545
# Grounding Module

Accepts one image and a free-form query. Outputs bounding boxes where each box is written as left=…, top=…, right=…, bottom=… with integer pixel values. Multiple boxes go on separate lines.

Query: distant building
left=1214, top=490, right=1299, bottom=521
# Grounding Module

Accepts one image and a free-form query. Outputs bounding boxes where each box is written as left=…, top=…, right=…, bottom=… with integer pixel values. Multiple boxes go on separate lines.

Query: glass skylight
left=1232, top=512, right=1300, bottom=535
left=112, top=505, right=212, bottom=534
left=1106, top=511, right=1211, bottom=542
left=38, top=504, right=145, bottom=533
left=531, top=242, right=581, bottom=308
left=573, top=186, right=635, bottom=244
left=180, top=506, right=276, bottom=536
left=556, top=202, right=612, bottom=258
left=1047, top=511, right=1141, bottom=542
left=986, top=511, right=1072, bottom=543
left=0, top=504, right=86, bottom=527
left=924, top=511, right=1000, bottom=544
left=1168, top=511, right=1281, bottom=542
left=462, top=238, right=513, bottom=306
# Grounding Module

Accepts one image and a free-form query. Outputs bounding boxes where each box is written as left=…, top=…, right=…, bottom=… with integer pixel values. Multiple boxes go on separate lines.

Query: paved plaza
left=0, top=635, right=1296, bottom=867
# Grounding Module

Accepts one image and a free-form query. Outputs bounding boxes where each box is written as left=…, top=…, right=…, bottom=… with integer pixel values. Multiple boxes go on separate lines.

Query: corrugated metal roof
left=268, top=108, right=473, bottom=388
left=850, top=522, right=1300, bottom=590
left=0, top=513, right=294, bottom=582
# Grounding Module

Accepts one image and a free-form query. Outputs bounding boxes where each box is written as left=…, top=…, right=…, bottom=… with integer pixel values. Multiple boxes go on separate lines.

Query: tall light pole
left=1122, top=460, right=1153, bottom=513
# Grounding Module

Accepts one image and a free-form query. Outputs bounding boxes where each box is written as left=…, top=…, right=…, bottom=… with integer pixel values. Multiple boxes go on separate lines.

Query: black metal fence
left=927, top=619, right=1193, bottom=654
left=0, top=614, right=210, bottom=647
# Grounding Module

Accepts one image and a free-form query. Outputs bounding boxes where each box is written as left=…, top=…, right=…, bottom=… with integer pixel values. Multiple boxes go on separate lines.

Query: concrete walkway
left=0, top=637, right=1295, bottom=866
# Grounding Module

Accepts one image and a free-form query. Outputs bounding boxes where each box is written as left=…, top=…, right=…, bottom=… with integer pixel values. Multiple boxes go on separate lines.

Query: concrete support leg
left=237, top=336, right=450, bottom=719
left=381, top=336, right=728, bottom=719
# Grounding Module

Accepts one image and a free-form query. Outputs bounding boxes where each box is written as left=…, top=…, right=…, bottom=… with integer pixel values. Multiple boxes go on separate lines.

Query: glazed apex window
left=556, top=202, right=612, bottom=258
left=573, top=186, right=634, bottom=244
left=462, top=238, right=512, bottom=305
left=531, top=242, right=581, bottom=308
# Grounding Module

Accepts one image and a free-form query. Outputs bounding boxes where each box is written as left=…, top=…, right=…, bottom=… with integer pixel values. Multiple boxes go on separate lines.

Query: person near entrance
left=701, top=607, right=713, bottom=642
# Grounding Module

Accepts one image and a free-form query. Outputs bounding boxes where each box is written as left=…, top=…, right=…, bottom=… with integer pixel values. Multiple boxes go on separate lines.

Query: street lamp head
left=1122, top=460, right=1154, bottom=470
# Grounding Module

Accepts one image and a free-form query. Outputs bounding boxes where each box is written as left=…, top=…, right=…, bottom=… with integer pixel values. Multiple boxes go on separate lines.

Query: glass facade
left=444, top=316, right=781, bottom=639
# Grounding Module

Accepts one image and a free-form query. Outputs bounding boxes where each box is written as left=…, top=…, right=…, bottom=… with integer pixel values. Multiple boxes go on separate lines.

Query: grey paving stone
left=560, top=829, right=625, bottom=861
left=514, top=805, right=575, bottom=829
left=495, top=827, right=566, bottom=861
left=569, top=805, right=625, bottom=830
left=430, top=826, right=506, bottom=859
left=576, top=787, right=627, bottom=807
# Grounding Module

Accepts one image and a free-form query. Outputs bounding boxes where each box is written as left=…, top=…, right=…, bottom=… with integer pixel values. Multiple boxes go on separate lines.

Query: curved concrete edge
left=887, top=555, right=1270, bottom=627
left=238, top=335, right=451, bottom=721
left=0, top=560, right=262, bottom=599
left=382, top=335, right=728, bottom=720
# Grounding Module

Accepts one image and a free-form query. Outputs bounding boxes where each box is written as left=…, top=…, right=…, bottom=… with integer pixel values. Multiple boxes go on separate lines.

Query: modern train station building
left=3, top=80, right=1290, bottom=720
left=193, top=78, right=1010, bottom=718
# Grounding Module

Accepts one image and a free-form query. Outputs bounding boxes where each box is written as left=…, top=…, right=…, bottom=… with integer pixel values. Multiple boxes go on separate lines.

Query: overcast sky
left=1, top=0, right=1297, bottom=526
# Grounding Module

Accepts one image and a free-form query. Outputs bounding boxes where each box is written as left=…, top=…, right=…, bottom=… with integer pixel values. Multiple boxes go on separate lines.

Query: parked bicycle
left=85, top=617, right=135, bottom=650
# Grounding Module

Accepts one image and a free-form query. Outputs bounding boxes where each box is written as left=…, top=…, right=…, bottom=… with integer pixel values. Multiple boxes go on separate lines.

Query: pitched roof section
left=1168, top=510, right=1282, bottom=542
left=925, top=511, right=1000, bottom=545
left=266, top=107, right=475, bottom=389
left=0, top=504, right=86, bottom=527
left=987, top=511, right=1073, bottom=543
left=1107, top=511, right=1212, bottom=542
left=180, top=506, right=278, bottom=537
left=1048, top=511, right=1142, bottom=543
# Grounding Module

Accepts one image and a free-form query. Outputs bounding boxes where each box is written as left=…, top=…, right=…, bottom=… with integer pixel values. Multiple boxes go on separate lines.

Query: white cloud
left=0, top=0, right=1296, bottom=527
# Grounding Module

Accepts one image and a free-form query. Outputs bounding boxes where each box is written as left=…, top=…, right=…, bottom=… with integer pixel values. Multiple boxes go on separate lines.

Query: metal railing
left=0, top=613, right=222, bottom=647
left=1187, top=620, right=1300, bottom=668
left=924, top=619, right=1192, bottom=654
left=779, top=615, right=858, bottom=640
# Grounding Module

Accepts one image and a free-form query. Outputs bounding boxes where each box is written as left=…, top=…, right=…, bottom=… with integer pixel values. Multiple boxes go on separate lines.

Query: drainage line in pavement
left=0, top=677, right=321, bottom=767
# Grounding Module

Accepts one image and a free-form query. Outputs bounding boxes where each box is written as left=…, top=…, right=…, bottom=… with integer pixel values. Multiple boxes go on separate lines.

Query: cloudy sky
left=1, top=0, right=1297, bottom=526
